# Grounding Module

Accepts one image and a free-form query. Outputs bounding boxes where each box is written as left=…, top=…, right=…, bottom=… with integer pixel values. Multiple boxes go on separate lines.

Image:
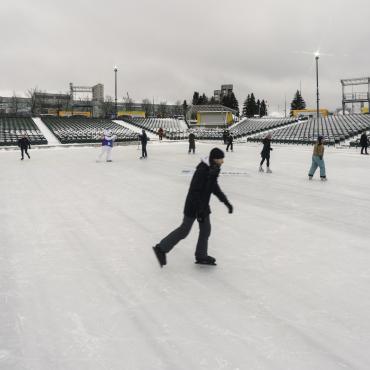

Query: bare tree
left=26, top=87, right=41, bottom=115
left=124, top=97, right=134, bottom=112
left=158, top=101, right=168, bottom=118
left=141, top=98, right=153, bottom=118
left=102, top=96, right=114, bottom=118
left=10, top=92, right=19, bottom=115
left=174, top=100, right=183, bottom=116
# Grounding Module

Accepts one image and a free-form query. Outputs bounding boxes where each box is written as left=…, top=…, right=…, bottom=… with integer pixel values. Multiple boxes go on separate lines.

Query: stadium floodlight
left=315, top=53, right=320, bottom=120
left=113, top=66, right=118, bottom=118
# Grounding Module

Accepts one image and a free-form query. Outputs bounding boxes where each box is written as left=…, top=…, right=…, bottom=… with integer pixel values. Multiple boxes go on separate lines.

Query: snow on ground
left=1, top=142, right=370, bottom=370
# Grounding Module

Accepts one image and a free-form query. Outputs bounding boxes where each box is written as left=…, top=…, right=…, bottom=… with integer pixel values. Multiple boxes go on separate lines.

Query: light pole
left=315, top=52, right=320, bottom=120
left=114, top=66, right=118, bottom=118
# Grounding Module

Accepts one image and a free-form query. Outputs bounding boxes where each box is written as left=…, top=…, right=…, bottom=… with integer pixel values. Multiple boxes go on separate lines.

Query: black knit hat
left=209, top=148, right=225, bottom=163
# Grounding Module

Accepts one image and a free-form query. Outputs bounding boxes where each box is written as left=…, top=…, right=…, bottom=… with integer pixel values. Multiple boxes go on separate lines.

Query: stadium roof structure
left=340, top=77, right=370, bottom=86
left=188, top=104, right=237, bottom=114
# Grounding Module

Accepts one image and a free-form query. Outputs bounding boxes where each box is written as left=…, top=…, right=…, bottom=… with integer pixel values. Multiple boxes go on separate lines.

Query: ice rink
left=1, top=141, right=370, bottom=370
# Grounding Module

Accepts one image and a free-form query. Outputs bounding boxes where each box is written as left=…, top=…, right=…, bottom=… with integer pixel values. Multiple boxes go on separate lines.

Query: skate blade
left=195, top=261, right=217, bottom=266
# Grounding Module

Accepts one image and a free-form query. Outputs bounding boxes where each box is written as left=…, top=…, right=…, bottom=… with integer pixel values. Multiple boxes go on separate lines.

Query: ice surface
left=1, top=142, right=370, bottom=370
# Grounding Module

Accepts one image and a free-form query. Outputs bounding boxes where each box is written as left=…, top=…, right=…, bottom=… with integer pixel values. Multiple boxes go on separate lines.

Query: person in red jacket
left=158, top=127, right=164, bottom=141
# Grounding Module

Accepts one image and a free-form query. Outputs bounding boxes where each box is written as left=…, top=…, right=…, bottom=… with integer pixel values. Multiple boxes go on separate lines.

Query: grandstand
left=122, top=117, right=188, bottom=136
left=41, top=117, right=138, bottom=144
left=230, top=117, right=297, bottom=138
left=248, top=114, right=370, bottom=145
left=0, top=117, right=47, bottom=146
left=165, top=117, right=296, bottom=141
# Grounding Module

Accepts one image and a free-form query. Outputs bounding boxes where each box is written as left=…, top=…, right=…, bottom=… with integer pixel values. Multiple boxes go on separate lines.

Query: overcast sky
left=1, top=0, right=369, bottom=113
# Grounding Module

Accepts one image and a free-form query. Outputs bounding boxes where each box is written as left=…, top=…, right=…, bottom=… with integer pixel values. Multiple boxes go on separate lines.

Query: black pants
left=361, top=146, right=368, bottom=154
left=142, top=144, right=147, bottom=158
left=159, top=215, right=211, bottom=259
left=226, top=142, right=233, bottom=151
left=260, top=156, right=270, bottom=167
left=188, top=144, right=195, bottom=153
left=21, top=147, right=30, bottom=159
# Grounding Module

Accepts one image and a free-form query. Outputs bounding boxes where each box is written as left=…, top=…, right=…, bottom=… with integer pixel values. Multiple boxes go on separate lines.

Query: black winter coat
left=183, top=161, right=229, bottom=218
left=139, top=133, right=148, bottom=145
left=360, top=133, right=368, bottom=146
left=189, top=133, right=195, bottom=145
left=18, top=137, right=31, bottom=149
left=227, top=135, right=233, bottom=144
left=261, top=138, right=272, bottom=157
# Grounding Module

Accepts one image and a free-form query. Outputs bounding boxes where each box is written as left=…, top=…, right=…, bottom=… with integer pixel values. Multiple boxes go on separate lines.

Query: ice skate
left=195, top=255, right=217, bottom=266
left=106, top=160, right=113, bottom=162
left=320, top=177, right=327, bottom=181
left=152, top=245, right=166, bottom=268
left=266, top=167, right=272, bottom=173
left=308, top=175, right=313, bottom=180
left=259, top=166, right=264, bottom=172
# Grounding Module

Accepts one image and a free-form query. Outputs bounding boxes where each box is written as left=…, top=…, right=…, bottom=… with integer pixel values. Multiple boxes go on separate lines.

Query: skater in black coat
left=259, top=133, right=273, bottom=173
left=226, top=133, right=234, bottom=152
left=18, top=135, right=31, bottom=160
left=138, top=130, right=148, bottom=159
left=188, top=132, right=196, bottom=154
left=153, top=148, right=233, bottom=267
left=222, top=130, right=228, bottom=144
left=360, top=132, right=368, bottom=154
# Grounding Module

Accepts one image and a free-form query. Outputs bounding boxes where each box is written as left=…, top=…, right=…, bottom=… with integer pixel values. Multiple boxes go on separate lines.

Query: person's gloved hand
left=225, top=202, right=233, bottom=214
left=196, top=210, right=206, bottom=223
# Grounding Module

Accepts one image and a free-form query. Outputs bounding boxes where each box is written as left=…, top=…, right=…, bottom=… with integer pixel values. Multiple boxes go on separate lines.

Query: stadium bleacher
left=41, top=117, right=138, bottom=144
left=122, top=117, right=188, bottom=136
left=0, top=117, right=47, bottom=146
left=248, top=114, right=370, bottom=145
left=230, top=117, right=297, bottom=138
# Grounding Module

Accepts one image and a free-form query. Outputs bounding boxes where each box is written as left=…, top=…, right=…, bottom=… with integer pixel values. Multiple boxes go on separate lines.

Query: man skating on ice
left=139, top=129, right=148, bottom=159
left=360, top=132, right=368, bottom=154
left=226, top=133, right=233, bottom=152
left=153, top=148, right=233, bottom=267
left=259, top=133, right=273, bottom=173
left=188, top=132, right=196, bottom=154
left=18, top=134, right=31, bottom=160
left=97, top=129, right=116, bottom=162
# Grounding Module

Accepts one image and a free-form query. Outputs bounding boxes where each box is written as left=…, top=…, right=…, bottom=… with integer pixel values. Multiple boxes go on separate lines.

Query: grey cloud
left=1, top=0, right=369, bottom=112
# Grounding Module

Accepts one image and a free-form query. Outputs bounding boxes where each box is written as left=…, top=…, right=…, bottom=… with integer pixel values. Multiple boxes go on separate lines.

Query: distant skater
left=222, top=130, right=228, bottom=144
left=18, top=134, right=31, bottom=160
left=259, top=133, right=273, bottom=173
left=308, top=135, right=327, bottom=181
left=188, top=132, right=196, bottom=154
left=152, top=148, right=233, bottom=267
left=226, top=133, right=234, bottom=152
left=139, top=129, right=148, bottom=159
left=158, top=127, right=164, bottom=141
left=97, top=129, right=117, bottom=162
left=360, top=132, right=368, bottom=154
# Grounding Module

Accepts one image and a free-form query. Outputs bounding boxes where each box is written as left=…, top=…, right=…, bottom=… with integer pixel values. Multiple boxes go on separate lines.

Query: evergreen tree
left=210, top=96, right=217, bottom=104
left=182, top=100, right=188, bottom=116
left=260, top=100, right=267, bottom=116
left=246, top=93, right=257, bottom=117
left=256, top=99, right=261, bottom=117
left=290, top=90, right=306, bottom=116
left=230, top=92, right=239, bottom=116
left=242, top=95, right=250, bottom=117
left=198, top=93, right=208, bottom=105
left=192, top=91, right=200, bottom=105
